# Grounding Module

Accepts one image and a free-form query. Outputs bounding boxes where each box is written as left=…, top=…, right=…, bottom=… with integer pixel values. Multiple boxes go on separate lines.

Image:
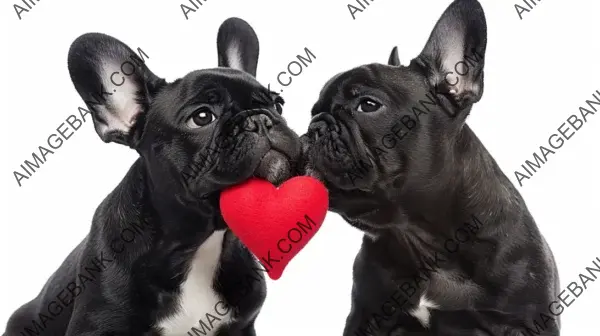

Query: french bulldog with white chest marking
left=5, top=18, right=300, bottom=336
left=300, top=0, right=561, bottom=335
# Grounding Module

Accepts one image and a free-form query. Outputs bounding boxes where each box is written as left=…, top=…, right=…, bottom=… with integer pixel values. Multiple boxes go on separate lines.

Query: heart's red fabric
left=220, top=177, right=328, bottom=280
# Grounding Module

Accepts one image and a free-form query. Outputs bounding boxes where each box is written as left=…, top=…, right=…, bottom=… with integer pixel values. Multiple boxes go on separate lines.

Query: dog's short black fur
left=301, top=0, right=560, bottom=335
left=5, top=18, right=300, bottom=336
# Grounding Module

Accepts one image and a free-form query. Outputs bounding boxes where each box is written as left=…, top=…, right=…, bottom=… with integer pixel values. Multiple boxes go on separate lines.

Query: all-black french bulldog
left=301, top=0, right=560, bottom=335
left=5, top=18, right=300, bottom=336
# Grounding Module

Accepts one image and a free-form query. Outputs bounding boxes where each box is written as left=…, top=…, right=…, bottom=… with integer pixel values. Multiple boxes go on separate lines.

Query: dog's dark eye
left=187, top=107, right=216, bottom=129
left=274, top=96, right=284, bottom=114
left=357, top=98, right=382, bottom=113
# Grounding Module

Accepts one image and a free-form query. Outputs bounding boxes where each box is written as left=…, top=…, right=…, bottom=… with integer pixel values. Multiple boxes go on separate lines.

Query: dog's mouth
left=253, top=149, right=293, bottom=186
left=304, top=115, right=378, bottom=191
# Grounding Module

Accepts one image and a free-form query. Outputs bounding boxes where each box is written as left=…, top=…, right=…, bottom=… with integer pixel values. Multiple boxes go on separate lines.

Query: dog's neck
left=102, top=159, right=224, bottom=250
left=336, top=124, right=527, bottom=240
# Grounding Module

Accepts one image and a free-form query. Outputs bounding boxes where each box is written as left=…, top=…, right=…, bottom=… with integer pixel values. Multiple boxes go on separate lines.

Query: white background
left=1, top=0, right=599, bottom=335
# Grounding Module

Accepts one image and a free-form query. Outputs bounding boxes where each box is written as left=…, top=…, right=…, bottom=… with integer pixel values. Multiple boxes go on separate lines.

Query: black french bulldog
left=5, top=18, right=300, bottom=336
left=301, top=0, right=560, bottom=335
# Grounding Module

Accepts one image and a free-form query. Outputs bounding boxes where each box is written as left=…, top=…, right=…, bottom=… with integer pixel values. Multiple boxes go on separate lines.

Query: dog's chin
left=305, top=147, right=376, bottom=192
left=303, top=161, right=324, bottom=182
left=254, top=150, right=293, bottom=186
left=316, top=164, right=374, bottom=191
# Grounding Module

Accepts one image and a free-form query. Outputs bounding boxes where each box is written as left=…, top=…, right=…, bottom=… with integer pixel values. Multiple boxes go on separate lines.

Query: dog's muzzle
left=308, top=112, right=341, bottom=141
left=224, top=108, right=278, bottom=136
left=229, top=108, right=296, bottom=186
left=242, top=113, right=273, bottom=133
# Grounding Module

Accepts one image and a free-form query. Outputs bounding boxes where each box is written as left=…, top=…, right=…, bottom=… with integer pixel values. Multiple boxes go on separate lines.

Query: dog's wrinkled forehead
left=173, top=68, right=268, bottom=108
left=315, top=67, right=376, bottom=107
left=311, top=64, right=412, bottom=116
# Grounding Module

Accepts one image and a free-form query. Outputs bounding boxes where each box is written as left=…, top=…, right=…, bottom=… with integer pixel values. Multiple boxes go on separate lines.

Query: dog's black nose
left=309, top=112, right=340, bottom=140
left=243, top=114, right=273, bottom=133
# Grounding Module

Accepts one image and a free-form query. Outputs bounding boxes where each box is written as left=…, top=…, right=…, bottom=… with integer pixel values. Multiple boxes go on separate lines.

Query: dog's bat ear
left=388, top=46, right=400, bottom=66
left=67, top=33, right=166, bottom=147
left=414, top=0, right=487, bottom=111
left=217, top=17, right=259, bottom=77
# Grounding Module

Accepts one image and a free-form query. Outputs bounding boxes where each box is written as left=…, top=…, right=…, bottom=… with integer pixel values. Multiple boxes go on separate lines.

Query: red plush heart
left=220, top=177, right=328, bottom=280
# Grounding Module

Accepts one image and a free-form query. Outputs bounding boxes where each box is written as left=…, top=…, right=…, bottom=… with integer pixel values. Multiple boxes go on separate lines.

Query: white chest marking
left=156, top=230, right=233, bottom=336
left=409, top=295, right=438, bottom=328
